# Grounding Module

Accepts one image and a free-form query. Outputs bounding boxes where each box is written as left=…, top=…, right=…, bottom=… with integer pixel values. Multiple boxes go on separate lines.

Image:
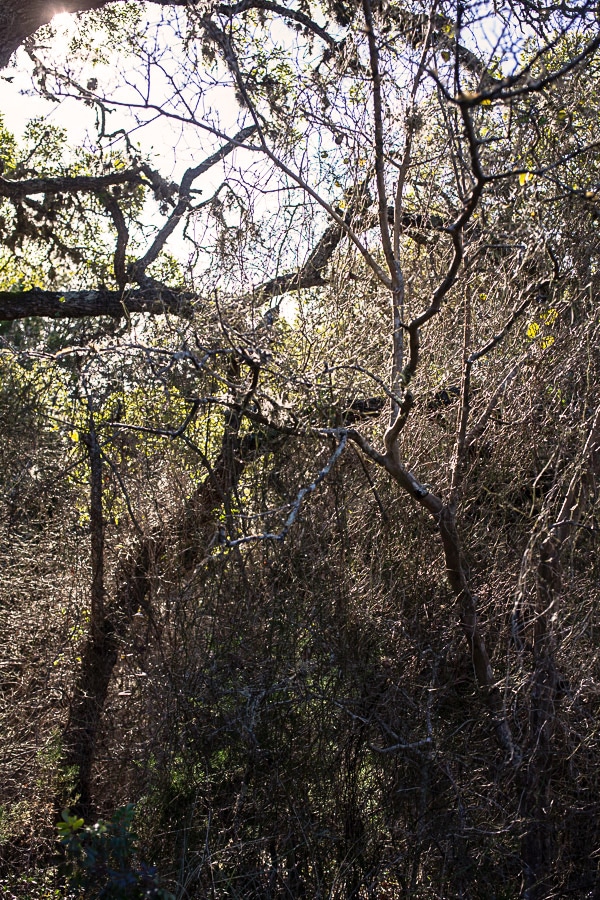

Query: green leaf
left=58, top=810, right=85, bottom=837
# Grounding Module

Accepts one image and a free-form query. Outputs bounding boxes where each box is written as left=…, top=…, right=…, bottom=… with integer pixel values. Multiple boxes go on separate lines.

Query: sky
left=0, top=0, right=555, bottom=309
left=0, top=8, right=264, bottom=277
left=0, top=9, right=247, bottom=179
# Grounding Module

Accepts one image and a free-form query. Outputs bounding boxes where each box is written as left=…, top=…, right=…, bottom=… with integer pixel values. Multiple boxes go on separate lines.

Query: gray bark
left=0, top=287, right=195, bottom=320
left=0, top=0, right=108, bottom=68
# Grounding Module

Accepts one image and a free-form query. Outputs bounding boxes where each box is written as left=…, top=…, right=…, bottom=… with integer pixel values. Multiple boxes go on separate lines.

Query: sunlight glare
left=49, top=10, right=77, bottom=46
left=50, top=7, right=76, bottom=48
left=49, top=11, right=73, bottom=28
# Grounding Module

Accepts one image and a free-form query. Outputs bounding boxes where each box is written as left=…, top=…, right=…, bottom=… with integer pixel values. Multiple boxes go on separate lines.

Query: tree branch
left=396, top=8, right=502, bottom=90
left=102, top=193, right=129, bottom=290
left=0, top=169, right=148, bottom=200
left=130, top=124, right=257, bottom=283
left=0, top=286, right=195, bottom=320
left=0, top=206, right=350, bottom=320
left=216, top=0, right=337, bottom=46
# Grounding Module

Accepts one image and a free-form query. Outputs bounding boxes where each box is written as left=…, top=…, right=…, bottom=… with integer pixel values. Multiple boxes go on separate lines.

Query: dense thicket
left=1, top=1, right=600, bottom=898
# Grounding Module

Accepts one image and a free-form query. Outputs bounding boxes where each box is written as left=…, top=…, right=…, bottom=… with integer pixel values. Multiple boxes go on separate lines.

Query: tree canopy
left=2, top=2, right=600, bottom=898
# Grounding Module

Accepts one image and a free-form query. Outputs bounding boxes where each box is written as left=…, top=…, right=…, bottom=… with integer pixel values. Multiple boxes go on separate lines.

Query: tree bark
left=0, top=0, right=109, bottom=68
left=0, top=0, right=335, bottom=68
left=62, top=403, right=265, bottom=818
left=0, top=287, right=195, bottom=321
left=64, top=415, right=108, bottom=815
left=519, top=407, right=600, bottom=898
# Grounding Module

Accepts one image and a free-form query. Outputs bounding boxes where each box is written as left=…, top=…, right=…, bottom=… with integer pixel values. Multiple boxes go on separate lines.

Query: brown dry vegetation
left=1, top=2, right=600, bottom=898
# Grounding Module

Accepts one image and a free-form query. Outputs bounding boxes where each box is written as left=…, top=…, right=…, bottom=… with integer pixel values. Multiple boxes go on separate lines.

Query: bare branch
left=224, top=433, right=348, bottom=547
left=204, top=18, right=392, bottom=287
left=396, top=8, right=502, bottom=90
left=216, top=0, right=337, bottom=46
left=130, top=124, right=257, bottom=283
left=255, top=184, right=370, bottom=301
left=461, top=28, right=600, bottom=106
left=465, top=357, right=524, bottom=449
left=108, top=400, right=201, bottom=440
left=401, top=101, right=485, bottom=389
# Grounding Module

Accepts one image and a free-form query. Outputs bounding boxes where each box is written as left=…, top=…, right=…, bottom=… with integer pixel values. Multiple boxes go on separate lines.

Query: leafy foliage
left=58, top=805, right=174, bottom=899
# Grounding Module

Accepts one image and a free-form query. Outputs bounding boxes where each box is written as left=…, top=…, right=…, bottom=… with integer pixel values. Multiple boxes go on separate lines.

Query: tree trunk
left=437, top=503, right=519, bottom=761
left=62, top=406, right=260, bottom=818
left=519, top=407, right=600, bottom=896
left=63, top=542, right=152, bottom=817
left=0, top=0, right=109, bottom=68
left=519, top=533, right=562, bottom=900
left=63, top=417, right=109, bottom=815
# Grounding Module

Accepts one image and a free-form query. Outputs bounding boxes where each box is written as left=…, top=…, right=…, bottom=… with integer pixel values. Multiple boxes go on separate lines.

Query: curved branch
left=255, top=186, right=369, bottom=301
left=0, top=0, right=108, bottom=68
left=130, top=124, right=257, bottom=282
left=216, top=0, right=337, bottom=46
left=102, top=193, right=129, bottom=290
left=0, top=0, right=336, bottom=69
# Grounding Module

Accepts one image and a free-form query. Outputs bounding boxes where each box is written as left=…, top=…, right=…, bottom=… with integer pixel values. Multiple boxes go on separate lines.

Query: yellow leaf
left=542, top=308, right=558, bottom=326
